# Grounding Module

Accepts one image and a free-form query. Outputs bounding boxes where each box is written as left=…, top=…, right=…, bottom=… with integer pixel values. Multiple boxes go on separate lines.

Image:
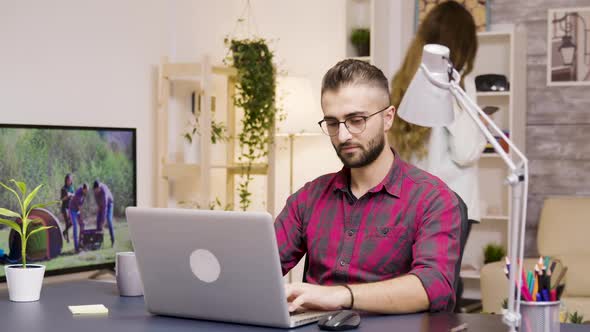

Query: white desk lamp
left=398, top=44, right=529, bottom=332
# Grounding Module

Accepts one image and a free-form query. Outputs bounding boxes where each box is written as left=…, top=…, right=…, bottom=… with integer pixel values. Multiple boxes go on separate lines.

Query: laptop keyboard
left=289, top=310, right=332, bottom=325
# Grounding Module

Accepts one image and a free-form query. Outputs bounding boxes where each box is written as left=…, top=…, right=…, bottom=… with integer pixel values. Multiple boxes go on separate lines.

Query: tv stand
left=88, top=268, right=115, bottom=280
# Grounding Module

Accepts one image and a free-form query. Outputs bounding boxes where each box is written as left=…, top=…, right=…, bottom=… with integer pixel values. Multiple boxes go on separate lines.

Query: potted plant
left=483, top=243, right=506, bottom=264
left=350, top=28, right=370, bottom=57
left=0, top=180, right=57, bottom=302
left=183, top=94, right=227, bottom=163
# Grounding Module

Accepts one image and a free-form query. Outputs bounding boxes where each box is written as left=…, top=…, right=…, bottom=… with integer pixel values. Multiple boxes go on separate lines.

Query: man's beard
left=334, top=132, right=385, bottom=168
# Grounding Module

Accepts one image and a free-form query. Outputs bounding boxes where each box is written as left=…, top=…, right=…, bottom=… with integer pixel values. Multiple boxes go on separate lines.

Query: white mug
left=115, top=252, right=143, bottom=297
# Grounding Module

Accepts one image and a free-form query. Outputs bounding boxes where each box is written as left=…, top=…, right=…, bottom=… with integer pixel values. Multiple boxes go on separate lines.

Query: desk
left=0, top=280, right=588, bottom=331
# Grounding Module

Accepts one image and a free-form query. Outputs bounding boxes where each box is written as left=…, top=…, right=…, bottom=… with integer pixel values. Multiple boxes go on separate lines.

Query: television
left=0, top=124, right=136, bottom=280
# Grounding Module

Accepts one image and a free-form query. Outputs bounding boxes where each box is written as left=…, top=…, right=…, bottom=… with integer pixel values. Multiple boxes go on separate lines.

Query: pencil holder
left=520, top=301, right=560, bottom=332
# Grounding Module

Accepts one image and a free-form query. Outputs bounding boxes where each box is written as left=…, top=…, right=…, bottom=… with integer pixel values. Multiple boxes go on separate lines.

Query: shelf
left=478, top=25, right=513, bottom=39
left=476, top=91, right=510, bottom=97
left=348, top=56, right=371, bottom=62
left=275, top=132, right=324, bottom=138
left=460, top=270, right=481, bottom=279
left=480, top=153, right=501, bottom=159
left=211, top=163, right=268, bottom=175
left=162, top=163, right=199, bottom=179
left=481, top=215, right=509, bottom=221
left=162, top=162, right=269, bottom=179
left=477, top=30, right=512, bottom=39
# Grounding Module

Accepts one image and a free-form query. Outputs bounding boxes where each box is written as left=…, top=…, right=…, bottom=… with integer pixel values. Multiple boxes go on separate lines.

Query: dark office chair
left=301, top=192, right=474, bottom=312
left=453, top=192, right=478, bottom=312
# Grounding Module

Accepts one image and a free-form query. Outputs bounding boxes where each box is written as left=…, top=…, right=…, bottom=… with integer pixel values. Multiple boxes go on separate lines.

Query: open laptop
left=126, top=207, right=333, bottom=328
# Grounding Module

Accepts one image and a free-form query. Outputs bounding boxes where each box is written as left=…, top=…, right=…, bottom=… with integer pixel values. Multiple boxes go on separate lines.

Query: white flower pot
left=5, top=264, right=46, bottom=302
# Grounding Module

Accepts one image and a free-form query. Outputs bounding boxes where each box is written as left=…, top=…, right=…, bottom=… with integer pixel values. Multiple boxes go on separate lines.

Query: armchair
left=481, top=196, right=590, bottom=317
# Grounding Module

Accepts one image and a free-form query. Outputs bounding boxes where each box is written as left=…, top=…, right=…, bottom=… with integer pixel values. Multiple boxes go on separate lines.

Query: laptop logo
left=189, top=249, right=221, bottom=283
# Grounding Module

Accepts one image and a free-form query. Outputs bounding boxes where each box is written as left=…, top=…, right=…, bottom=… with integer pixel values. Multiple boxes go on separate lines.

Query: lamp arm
left=448, top=82, right=524, bottom=171
left=448, top=80, right=529, bottom=332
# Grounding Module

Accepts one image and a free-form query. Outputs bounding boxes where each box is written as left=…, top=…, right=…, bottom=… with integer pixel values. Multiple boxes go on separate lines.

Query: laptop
left=126, top=207, right=333, bottom=328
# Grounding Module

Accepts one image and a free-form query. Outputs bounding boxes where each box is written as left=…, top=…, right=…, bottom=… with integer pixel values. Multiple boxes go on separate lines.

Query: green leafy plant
left=569, top=311, right=585, bottom=324
left=483, top=243, right=506, bottom=264
left=183, top=96, right=228, bottom=145
left=225, top=37, right=281, bottom=210
left=178, top=197, right=232, bottom=211
left=350, top=28, right=370, bottom=56
left=0, top=180, right=58, bottom=268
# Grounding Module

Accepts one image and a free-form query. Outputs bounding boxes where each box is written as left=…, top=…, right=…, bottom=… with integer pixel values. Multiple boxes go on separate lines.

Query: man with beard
left=275, top=59, right=461, bottom=314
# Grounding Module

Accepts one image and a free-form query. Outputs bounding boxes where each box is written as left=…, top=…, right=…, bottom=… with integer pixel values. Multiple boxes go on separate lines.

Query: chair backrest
left=303, top=192, right=471, bottom=308
left=453, top=192, right=472, bottom=310
left=537, top=196, right=590, bottom=256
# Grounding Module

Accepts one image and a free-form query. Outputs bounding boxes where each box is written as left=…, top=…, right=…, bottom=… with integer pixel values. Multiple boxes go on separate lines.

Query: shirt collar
left=333, top=148, right=404, bottom=198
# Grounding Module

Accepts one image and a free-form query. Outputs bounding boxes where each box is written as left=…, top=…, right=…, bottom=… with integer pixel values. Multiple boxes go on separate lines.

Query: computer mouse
left=317, top=310, right=361, bottom=331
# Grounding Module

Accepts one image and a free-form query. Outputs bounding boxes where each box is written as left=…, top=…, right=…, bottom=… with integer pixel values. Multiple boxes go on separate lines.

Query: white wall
left=0, top=0, right=411, bottom=212
left=0, top=0, right=199, bottom=207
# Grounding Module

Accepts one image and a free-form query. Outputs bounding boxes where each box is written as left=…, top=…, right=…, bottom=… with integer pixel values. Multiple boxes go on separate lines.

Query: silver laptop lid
left=126, top=207, right=291, bottom=328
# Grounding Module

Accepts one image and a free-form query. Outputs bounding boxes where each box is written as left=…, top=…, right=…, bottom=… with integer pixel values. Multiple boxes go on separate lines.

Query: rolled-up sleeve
left=274, top=188, right=307, bottom=275
left=408, top=187, right=461, bottom=312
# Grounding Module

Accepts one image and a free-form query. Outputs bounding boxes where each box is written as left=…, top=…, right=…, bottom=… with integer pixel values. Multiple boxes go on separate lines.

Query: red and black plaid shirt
left=274, top=150, right=461, bottom=312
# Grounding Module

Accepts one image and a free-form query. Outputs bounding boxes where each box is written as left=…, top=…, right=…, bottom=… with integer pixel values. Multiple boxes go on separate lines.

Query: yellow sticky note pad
left=68, top=304, right=109, bottom=315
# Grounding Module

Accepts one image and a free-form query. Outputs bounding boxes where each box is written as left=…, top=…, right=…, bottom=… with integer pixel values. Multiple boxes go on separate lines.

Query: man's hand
left=285, top=282, right=351, bottom=312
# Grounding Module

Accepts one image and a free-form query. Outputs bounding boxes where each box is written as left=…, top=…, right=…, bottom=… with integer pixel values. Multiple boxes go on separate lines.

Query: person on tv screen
left=93, top=180, right=115, bottom=248
left=274, top=59, right=461, bottom=314
left=60, top=173, right=75, bottom=243
left=68, top=183, right=88, bottom=253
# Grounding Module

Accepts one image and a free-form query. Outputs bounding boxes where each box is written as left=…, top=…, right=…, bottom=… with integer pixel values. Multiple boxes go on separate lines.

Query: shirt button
left=340, top=260, right=346, bottom=266
left=347, top=230, right=354, bottom=237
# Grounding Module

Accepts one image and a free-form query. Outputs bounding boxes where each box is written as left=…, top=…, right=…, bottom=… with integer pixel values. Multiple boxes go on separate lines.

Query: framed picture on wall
left=415, top=0, right=490, bottom=32
left=547, top=7, right=590, bottom=86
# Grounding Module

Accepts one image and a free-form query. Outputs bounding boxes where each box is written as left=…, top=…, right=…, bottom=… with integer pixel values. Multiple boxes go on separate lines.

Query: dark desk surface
left=1, top=280, right=588, bottom=331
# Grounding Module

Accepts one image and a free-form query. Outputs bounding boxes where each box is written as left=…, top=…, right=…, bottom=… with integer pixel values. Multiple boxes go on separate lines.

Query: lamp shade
left=397, top=44, right=455, bottom=127
left=275, top=76, right=321, bottom=134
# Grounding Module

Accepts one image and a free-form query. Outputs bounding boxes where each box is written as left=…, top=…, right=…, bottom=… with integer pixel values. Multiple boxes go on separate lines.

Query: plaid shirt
left=274, top=151, right=461, bottom=312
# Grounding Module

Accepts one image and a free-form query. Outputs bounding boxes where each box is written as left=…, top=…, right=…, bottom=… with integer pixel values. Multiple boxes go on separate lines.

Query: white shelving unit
left=461, top=24, right=527, bottom=300
left=344, top=0, right=397, bottom=67
left=345, top=0, right=373, bottom=62
left=155, top=57, right=276, bottom=213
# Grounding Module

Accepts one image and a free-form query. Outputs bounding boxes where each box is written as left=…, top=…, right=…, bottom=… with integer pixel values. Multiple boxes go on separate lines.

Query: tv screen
left=0, top=124, right=136, bottom=280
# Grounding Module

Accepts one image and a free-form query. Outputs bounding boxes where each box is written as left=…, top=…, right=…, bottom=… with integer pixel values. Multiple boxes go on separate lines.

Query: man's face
left=94, top=187, right=100, bottom=195
left=82, top=188, right=88, bottom=196
left=321, top=84, right=394, bottom=168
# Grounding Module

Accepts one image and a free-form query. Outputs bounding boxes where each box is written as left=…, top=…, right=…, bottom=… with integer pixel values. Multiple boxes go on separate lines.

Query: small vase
left=5, top=264, right=46, bottom=302
left=354, top=43, right=370, bottom=57
left=183, top=139, right=199, bottom=164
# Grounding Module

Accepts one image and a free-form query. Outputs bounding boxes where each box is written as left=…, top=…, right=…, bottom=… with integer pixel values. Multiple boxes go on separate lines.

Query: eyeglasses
left=318, top=106, right=390, bottom=137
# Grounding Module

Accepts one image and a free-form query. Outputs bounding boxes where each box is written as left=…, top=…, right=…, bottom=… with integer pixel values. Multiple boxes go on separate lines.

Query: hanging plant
left=225, top=37, right=279, bottom=210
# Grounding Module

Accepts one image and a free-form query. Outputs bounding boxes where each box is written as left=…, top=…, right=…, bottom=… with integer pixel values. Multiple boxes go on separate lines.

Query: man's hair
left=321, top=59, right=391, bottom=105
left=82, top=183, right=88, bottom=190
left=93, top=180, right=100, bottom=189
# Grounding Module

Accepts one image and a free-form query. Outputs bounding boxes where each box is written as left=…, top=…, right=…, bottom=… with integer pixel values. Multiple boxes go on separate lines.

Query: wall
left=490, top=0, right=590, bottom=255
left=0, top=0, right=202, bottom=207
left=0, top=0, right=412, bottom=212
